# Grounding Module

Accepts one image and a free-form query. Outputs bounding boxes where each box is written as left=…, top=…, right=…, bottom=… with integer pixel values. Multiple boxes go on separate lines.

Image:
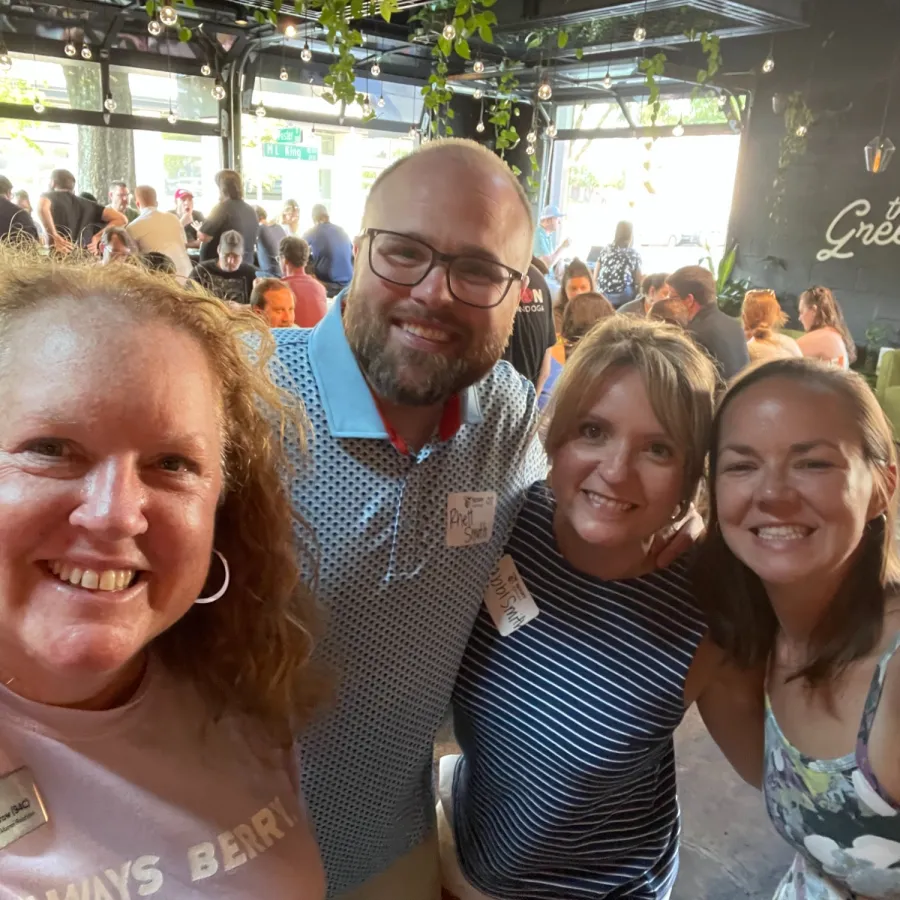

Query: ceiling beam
left=0, top=102, right=220, bottom=134
left=555, top=121, right=738, bottom=139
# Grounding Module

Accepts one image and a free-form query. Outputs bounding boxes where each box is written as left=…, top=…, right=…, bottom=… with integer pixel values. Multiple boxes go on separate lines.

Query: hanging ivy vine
left=638, top=52, right=667, bottom=126
left=770, top=92, right=814, bottom=224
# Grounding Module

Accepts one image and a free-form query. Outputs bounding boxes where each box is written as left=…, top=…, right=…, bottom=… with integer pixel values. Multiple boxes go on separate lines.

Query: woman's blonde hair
left=0, top=246, right=321, bottom=747
left=544, top=316, right=718, bottom=517
left=742, top=289, right=787, bottom=341
left=695, top=358, right=899, bottom=686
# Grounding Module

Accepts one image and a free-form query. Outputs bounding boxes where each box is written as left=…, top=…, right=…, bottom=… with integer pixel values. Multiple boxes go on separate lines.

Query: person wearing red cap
left=171, top=188, right=205, bottom=249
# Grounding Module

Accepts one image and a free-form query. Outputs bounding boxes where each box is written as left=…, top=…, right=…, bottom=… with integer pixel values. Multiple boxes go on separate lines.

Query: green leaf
left=253, top=9, right=266, bottom=23
left=380, top=0, right=398, bottom=20
left=446, top=107, right=455, bottom=118
left=527, top=34, right=542, bottom=49
left=510, top=164, right=522, bottom=175
left=145, top=0, right=156, bottom=16
left=455, top=37, right=471, bottom=59
left=273, top=0, right=284, bottom=9
left=455, top=0, right=469, bottom=14
left=479, top=24, right=493, bottom=43
left=481, top=11, right=497, bottom=24
left=438, top=36, right=451, bottom=56
left=445, top=125, right=454, bottom=135
left=574, top=47, right=583, bottom=60
left=350, top=0, right=363, bottom=16
left=557, top=30, right=568, bottom=49
left=183, top=0, right=195, bottom=7
left=178, top=25, right=192, bottom=41
left=698, top=70, right=707, bottom=83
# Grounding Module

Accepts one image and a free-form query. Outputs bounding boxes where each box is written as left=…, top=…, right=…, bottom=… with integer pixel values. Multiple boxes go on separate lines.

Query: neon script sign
left=817, top=197, right=900, bottom=261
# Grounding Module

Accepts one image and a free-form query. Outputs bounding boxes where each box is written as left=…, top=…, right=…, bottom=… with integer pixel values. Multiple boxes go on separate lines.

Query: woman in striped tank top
left=695, top=360, right=900, bottom=900
left=437, top=317, right=765, bottom=900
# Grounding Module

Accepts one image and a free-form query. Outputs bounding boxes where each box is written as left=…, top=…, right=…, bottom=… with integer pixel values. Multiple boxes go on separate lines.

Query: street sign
left=263, top=143, right=319, bottom=161
left=277, top=126, right=302, bottom=143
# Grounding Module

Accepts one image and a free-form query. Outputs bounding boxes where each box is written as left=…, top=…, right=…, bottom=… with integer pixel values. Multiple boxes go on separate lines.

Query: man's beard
left=344, top=287, right=513, bottom=407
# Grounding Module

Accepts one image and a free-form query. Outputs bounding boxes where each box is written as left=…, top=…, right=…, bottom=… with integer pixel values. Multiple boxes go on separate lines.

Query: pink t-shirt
left=0, top=658, right=324, bottom=900
left=283, top=273, right=328, bottom=328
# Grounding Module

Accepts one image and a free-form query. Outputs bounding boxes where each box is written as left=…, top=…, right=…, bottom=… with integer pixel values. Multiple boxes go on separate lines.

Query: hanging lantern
left=159, top=4, right=179, bottom=27
left=377, top=94, right=385, bottom=108
left=284, top=24, right=297, bottom=39
left=300, top=43, right=312, bottom=62
left=473, top=59, right=484, bottom=74
left=525, top=144, right=536, bottom=156
left=537, top=80, right=552, bottom=101
left=476, top=120, right=485, bottom=133
left=103, top=92, right=117, bottom=112
left=672, top=118, right=685, bottom=137
left=370, top=61, right=381, bottom=77
left=442, top=22, right=456, bottom=40
left=279, top=67, right=289, bottom=81
left=473, top=88, right=484, bottom=100
left=64, top=42, right=77, bottom=58
left=762, top=56, right=775, bottom=74
left=795, top=124, right=808, bottom=137
left=167, top=110, right=178, bottom=124
left=212, top=78, right=227, bottom=100
left=33, top=96, right=44, bottom=113
left=255, top=104, right=267, bottom=118
left=81, top=43, right=93, bottom=60
left=866, top=136, right=895, bottom=173
left=633, top=25, right=647, bottom=42
left=547, top=122, right=558, bottom=138
left=602, top=72, right=613, bottom=89
left=201, top=63, right=212, bottom=77
left=148, top=18, right=163, bottom=36
left=526, top=130, right=537, bottom=143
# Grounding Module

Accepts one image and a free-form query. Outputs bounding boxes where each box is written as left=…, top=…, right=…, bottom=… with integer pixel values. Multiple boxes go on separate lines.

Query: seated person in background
left=99, top=225, right=139, bottom=264
left=38, top=168, right=126, bottom=253
left=0, top=249, right=325, bottom=897
left=303, top=203, right=354, bottom=295
left=593, top=220, right=643, bottom=308
left=539, top=290, right=615, bottom=409
left=0, top=176, right=38, bottom=243
left=742, top=289, right=802, bottom=362
left=189, top=229, right=257, bottom=304
left=797, top=285, right=856, bottom=370
left=649, top=294, right=690, bottom=327
left=108, top=180, right=139, bottom=223
left=532, top=205, right=569, bottom=273
left=279, top=235, right=327, bottom=327
left=141, top=251, right=177, bottom=275
left=666, top=265, right=750, bottom=380
left=553, top=257, right=594, bottom=335
left=255, top=206, right=286, bottom=278
left=619, top=271, right=669, bottom=316
left=172, top=188, right=205, bottom=249
left=251, top=277, right=296, bottom=329
left=127, top=186, right=192, bottom=279
left=14, top=190, right=44, bottom=240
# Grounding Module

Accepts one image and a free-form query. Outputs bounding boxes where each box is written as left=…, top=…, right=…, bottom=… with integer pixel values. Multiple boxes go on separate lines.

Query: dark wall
left=729, top=0, right=900, bottom=340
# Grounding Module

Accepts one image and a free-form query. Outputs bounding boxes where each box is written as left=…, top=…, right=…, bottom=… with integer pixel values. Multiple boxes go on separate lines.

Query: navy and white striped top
left=451, top=481, right=707, bottom=899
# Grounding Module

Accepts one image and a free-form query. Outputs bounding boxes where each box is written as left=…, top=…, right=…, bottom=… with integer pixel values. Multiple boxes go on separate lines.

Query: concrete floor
left=435, top=706, right=793, bottom=899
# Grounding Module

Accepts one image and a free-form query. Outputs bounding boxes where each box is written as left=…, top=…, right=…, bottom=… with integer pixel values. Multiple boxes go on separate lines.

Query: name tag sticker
left=483, top=554, right=540, bottom=637
left=446, top=492, right=497, bottom=547
left=0, top=767, right=48, bottom=850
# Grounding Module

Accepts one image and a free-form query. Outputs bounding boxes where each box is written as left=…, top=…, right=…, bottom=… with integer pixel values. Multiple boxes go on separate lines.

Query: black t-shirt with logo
left=502, top=265, right=555, bottom=385
left=198, top=198, right=259, bottom=266
left=41, top=190, right=106, bottom=246
left=188, top=261, right=257, bottom=304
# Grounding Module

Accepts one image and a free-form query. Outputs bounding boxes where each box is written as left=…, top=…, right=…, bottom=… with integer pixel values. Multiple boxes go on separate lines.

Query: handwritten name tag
left=0, top=767, right=48, bottom=850
left=446, top=492, right=497, bottom=547
left=483, top=555, right=540, bottom=636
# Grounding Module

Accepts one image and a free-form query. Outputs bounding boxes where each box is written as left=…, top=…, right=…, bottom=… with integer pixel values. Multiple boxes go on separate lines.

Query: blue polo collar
left=307, top=293, right=484, bottom=439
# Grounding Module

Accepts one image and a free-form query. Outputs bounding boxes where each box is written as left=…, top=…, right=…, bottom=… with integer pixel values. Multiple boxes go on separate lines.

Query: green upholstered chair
left=875, top=349, right=900, bottom=439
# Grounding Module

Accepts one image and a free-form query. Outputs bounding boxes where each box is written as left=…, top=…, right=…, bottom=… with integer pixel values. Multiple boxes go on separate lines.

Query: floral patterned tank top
left=764, top=632, right=900, bottom=900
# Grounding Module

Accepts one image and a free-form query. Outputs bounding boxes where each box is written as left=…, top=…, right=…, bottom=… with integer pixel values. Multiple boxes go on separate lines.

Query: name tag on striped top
left=483, top=554, right=540, bottom=637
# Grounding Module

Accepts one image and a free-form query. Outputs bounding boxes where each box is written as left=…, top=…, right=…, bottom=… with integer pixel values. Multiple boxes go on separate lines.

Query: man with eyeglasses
left=272, top=139, right=545, bottom=900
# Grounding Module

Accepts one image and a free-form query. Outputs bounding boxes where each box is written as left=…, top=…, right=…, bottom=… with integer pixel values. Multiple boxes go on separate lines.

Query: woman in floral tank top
left=693, top=358, right=900, bottom=900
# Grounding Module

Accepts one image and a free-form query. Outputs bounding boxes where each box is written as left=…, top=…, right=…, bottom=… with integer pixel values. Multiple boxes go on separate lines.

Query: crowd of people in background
left=0, top=165, right=356, bottom=331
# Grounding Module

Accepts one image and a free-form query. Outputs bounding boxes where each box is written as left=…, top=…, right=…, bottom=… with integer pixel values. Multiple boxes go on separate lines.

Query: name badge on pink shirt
left=0, top=767, right=48, bottom=850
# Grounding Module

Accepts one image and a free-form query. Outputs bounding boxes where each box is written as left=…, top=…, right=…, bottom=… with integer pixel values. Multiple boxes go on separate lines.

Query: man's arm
left=37, top=196, right=72, bottom=253
left=101, top=206, right=127, bottom=228
left=545, top=237, right=570, bottom=271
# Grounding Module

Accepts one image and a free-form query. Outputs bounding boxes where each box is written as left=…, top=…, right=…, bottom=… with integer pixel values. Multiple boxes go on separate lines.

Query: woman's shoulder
left=774, top=332, right=804, bottom=356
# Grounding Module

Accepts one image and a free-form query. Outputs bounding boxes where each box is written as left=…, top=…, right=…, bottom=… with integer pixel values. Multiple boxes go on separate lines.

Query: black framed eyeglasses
left=361, top=228, right=525, bottom=309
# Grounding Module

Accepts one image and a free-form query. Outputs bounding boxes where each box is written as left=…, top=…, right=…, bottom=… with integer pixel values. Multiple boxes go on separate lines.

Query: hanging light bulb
left=212, top=78, right=227, bottom=100
left=159, top=4, right=178, bottom=27
left=672, top=118, right=685, bottom=137
left=473, top=88, right=484, bottom=100
left=300, top=42, right=312, bottom=62
left=795, top=124, right=808, bottom=137
left=279, top=66, right=289, bottom=81
left=408, top=125, right=419, bottom=138
left=634, top=24, right=647, bottom=42
left=442, top=22, right=456, bottom=40
left=526, top=130, right=537, bottom=143
left=64, top=42, right=77, bottom=58
left=104, top=92, right=117, bottom=112
left=255, top=103, right=267, bottom=117
left=201, top=62, right=212, bottom=77
left=473, top=59, right=484, bottom=74
left=147, top=18, right=163, bottom=36
left=370, top=61, right=381, bottom=77
left=284, top=23, right=297, bottom=39
left=167, top=110, right=178, bottom=124
left=866, top=136, right=896, bottom=173
left=377, top=94, right=385, bottom=108
left=361, top=95, right=372, bottom=116
left=537, top=80, right=552, bottom=101
left=525, top=144, right=535, bottom=156
left=602, top=72, right=613, bottom=89
left=547, top=122, right=558, bottom=138
left=476, top=119, right=485, bottom=133
left=762, top=55, right=775, bottom=74
left=33, top=96, right=44, bottom=114
left=717, top=93, right=728, bottom=108
left=81, top=43, right=93, bottom=60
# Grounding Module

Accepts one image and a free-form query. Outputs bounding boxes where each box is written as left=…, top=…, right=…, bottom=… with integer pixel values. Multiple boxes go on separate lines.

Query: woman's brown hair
left=545, top=316, right=718, bottom=518
left=800, top=285, right=857, bottom=364
left=742, top=289, right=787, bottom=342
left=560, top=291, right=615, bottom=350
left=554, top=258, right=594, bottom=332
left=693, top=358, right=899, bottom=686
left=0, top=247, right=321, bottom=747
